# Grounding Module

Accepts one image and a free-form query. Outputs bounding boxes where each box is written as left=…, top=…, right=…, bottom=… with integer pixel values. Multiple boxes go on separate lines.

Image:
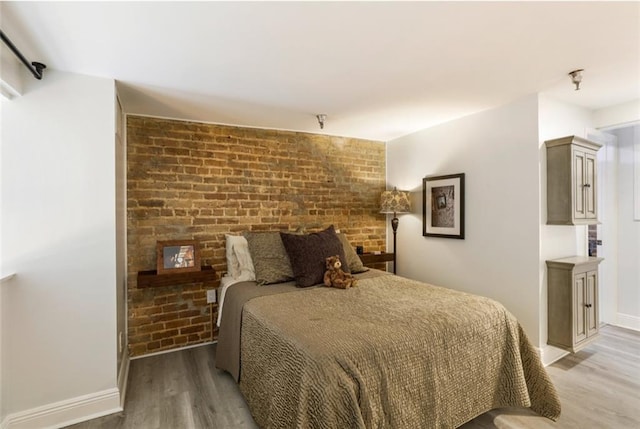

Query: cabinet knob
left=584, top=183, right=591, bottom=188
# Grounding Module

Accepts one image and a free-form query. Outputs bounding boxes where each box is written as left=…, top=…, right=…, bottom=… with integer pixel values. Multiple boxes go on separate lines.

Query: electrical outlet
left=206, top=289, right=217, bottom=303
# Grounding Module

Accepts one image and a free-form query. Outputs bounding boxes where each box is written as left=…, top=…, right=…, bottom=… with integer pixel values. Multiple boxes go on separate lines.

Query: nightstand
left=358, top=252, right=395, bottom=273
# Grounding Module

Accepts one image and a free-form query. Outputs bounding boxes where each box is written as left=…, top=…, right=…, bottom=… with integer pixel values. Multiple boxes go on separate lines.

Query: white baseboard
left=4, top=388, right=121, bottom=429
left=615, top=313, right=640, bottom=331
left=540, top=344, right=569, bottom=367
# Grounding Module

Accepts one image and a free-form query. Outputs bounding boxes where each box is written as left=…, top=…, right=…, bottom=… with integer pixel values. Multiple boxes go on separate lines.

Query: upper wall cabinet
left=546, top=136, right=602, bottom=225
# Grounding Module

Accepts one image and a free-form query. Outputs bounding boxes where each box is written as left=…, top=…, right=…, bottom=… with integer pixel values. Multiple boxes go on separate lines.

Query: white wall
left=0, top=44, right=23, bottom=99
left=594, top=99, right=640, bottom=130
left=610, top=125, right=640, bottom=329
left=387, top=94, right=543, bottom=346
left=1, top=70, right=118, bottom=425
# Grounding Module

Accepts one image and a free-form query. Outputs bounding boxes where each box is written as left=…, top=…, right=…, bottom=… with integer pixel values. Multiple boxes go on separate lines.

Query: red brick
left=152, top=329, right=179, bottom=340
left=180, top=325, right=205, bottom=335
left=165, top=319, right=189, bottom=330
left=190, top=316, right=210, bottom=324
left=179, top=309, right=200, bottom=319
left=137, top=323, right=164, bottom=334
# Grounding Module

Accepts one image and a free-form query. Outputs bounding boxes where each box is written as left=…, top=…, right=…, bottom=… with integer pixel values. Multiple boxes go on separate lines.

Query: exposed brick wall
left=127, top=116, right=387, bottom=357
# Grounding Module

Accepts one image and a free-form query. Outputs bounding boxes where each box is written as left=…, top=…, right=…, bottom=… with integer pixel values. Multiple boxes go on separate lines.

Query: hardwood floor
left=69, top=325, right=639, bottom=429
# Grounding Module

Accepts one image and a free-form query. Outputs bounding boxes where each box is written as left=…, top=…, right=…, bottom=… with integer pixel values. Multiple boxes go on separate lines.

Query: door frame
left=586, top=128, right=617, bottom=325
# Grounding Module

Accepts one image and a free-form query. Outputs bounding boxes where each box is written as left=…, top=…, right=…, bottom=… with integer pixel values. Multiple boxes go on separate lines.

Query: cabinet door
left=574, top=272, right=588, bottom=343
left=586, top=270, right=599, bottom=337
left=573, top=150, right=586, bottom=219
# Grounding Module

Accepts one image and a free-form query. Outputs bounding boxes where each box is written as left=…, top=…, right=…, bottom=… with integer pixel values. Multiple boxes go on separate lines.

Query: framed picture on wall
left=423, top=173, right=465, bottom=239
left=156, top=240, right=201, bottom=274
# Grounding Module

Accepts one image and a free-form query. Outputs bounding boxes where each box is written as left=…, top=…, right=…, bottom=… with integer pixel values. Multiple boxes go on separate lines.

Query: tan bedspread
left=235, top=274, right=560, bottom=429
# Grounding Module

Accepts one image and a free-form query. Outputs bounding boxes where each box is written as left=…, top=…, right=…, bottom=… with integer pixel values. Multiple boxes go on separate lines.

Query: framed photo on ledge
left=156, top=240, right=201, bottom=274
left=423, top=173, right=465, bottom=239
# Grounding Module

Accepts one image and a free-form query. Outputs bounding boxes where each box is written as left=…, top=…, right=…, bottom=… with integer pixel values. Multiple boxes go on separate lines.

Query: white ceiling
left=2, top=1, right=639, bottom=141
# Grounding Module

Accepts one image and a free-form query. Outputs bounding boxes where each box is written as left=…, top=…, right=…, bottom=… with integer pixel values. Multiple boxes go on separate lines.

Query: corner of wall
left=540, top=345, right=569, bottom=367
left=118, top=349, right=130, bottom=409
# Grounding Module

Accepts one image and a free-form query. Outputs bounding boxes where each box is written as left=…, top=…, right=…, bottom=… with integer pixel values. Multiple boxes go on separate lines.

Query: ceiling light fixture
left=568, top=69, right=584, bottom=91
left=316, top=114, right=327, bottom=129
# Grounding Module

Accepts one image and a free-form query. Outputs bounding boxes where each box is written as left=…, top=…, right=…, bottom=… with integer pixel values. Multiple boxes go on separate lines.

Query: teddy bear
left=323, top=255, right=358, bottom=289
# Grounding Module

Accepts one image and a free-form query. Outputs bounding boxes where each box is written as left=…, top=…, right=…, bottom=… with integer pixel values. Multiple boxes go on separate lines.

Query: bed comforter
left=216, top=272, right=560, bottom=429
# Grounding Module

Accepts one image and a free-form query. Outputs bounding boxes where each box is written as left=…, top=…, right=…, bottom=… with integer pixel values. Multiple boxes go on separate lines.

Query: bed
left=215, top=228, right=560, bottom=428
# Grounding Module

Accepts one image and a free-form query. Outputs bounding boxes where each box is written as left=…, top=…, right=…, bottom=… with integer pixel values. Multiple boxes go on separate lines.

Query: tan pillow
left=338, top=233, right=368, bottom=274
left=244, top=231, right=294, bottom=285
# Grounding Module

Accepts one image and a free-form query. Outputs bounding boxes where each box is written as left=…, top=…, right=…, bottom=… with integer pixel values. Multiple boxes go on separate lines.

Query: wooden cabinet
left=546, top=136, right=602, bottom=225
left=547, top=256, right=603, bottom=353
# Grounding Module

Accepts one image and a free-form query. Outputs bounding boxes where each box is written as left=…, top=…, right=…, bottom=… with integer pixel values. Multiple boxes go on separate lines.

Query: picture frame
left=423, top=173, right=465, bottom=239
left=156, top=240, right=201, bottom=274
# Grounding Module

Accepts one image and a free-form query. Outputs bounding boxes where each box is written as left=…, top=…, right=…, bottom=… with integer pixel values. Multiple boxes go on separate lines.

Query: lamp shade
left=380, top=187, right=411, bottom=214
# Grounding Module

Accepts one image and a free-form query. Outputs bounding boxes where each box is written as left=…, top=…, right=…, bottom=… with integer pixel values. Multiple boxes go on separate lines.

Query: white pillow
left=225, top=235, right=241, bottom=278
left=225, top=234, right=256, bottom=281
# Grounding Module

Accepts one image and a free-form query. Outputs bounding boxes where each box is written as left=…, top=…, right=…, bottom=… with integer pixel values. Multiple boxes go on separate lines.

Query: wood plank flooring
left=69, top=325, right=639, bottom=428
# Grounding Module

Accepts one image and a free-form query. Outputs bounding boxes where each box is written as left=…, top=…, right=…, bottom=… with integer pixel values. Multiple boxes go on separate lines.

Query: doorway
left=589, top=124, right=640, bottom=330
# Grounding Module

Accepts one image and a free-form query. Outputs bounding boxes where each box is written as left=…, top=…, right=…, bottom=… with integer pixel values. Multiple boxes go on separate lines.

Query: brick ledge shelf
left=137, top=266, right=216, bottom=289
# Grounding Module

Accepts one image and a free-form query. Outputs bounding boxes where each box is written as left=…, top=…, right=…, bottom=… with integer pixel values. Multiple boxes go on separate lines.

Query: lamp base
left=390, top=215, right=398, bottom=274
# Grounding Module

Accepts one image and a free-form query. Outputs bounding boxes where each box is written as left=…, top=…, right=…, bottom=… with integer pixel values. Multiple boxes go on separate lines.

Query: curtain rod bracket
left=0, top=29, right=47, bottom=80
left=32, top=61, right=47, bottom=78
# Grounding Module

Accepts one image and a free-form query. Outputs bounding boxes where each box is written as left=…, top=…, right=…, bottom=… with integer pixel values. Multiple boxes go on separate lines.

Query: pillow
left=280, top=225, right=349, bottom=288
left=225, top=234, right=256, bottom=281
left=225, top=234, right=241, bottom=278
left=337, top=233, right=368, bottom=274
left=244, top=231, right=294, bottom=285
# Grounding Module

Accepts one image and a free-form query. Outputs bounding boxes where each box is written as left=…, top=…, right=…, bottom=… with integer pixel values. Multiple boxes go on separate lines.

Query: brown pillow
left=280, top=225, right=349, bottom=287
left=337, top=233, right=368, bottom=274
left=244, top=231, right=294, bottom=285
